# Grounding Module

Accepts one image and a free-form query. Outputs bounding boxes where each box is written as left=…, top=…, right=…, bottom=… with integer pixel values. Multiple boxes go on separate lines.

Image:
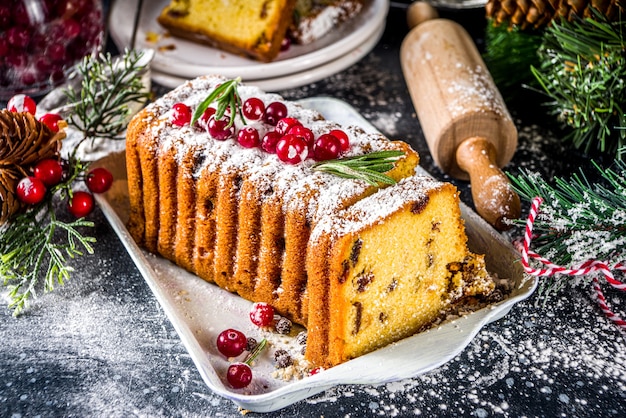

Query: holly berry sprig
left=1, top=50, right=149, bottom=316
left=171, top=78, right=403, bottom=185
left=1, top=95, right=116, bottom=316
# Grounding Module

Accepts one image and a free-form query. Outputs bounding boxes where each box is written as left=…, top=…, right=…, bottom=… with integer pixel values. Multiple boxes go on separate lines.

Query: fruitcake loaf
left=125, top=74, right=496, bottom=367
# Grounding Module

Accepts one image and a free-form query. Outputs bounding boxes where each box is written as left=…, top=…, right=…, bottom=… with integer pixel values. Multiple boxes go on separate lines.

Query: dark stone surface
left=1, top=3, right=624, bottom=418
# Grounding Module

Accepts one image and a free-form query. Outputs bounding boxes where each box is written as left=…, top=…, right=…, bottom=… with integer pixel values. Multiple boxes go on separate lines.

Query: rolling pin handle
left=456, top=137, right=521, bottom=230
left=406, top=1, right=439, bottom=29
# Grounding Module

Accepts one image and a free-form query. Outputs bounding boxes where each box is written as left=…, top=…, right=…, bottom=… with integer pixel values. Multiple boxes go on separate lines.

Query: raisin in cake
left=125, top=74, right=496, bottom=367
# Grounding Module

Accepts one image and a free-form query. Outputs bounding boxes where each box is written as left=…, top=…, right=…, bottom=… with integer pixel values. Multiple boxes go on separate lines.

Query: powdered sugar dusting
left=445, top=64, right=511, bottom=120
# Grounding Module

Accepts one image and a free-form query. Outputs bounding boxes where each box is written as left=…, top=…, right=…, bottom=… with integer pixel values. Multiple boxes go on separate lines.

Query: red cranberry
left=227, top=362, right=252, bottom=389
left=196, top=107, right=216, bottom=130
left=249, top=302, right=274, bottom=327
left=39, top=113, right=63, bottom=133
left=276, top=135, right=308, bottom=164
left=63, top=19, right=82, bottom=40
left=67, top=191, right=94, bottom=218
left=287, top=125, right=314, bottom=145
left=242, top=97, right=265, bottom=121
left=329, top=129, right=350, bottom=151
left=7, top=94, right=37, bottom=114
left=171, top=102, right=192, bottom=126
left=16, top=176, right=47, bottom=205
left=6, top=26, right=29, bottom=48
left=47, top=43, right=67, bottom=63
left=261, top=131, right=281, bottom=154
left=0, top=37, right=8, bottom=57
left=263, top=102, right=288, bottom=126
left=237, top=126, right=260, bottom=148
left=275, top=117, right=301, bottom=136
left=33, top=159, right=64, bottom=187
left=216, top=329, right=248, bottom=358
left=314, top=134, right=342, bottom=161
left=207, top=116, right=235, bottom=140
left=0, top=6, right=11, bottom=30
left=85, top=167, right=113, bottom=194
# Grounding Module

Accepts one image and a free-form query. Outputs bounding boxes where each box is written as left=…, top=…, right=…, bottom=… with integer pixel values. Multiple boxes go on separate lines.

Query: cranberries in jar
left=0, top=0, right=104, bottom=101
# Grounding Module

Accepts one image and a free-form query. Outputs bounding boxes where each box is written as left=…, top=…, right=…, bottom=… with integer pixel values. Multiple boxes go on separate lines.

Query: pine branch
left=1, top=206, right=95, bottom=316
left=1, top=49, right=149, bottom=315
left=483, top=20, right=544, bottom=100
left=530, top=12, right=626, bottom=158
left=509, top=160, right=626, bottom=267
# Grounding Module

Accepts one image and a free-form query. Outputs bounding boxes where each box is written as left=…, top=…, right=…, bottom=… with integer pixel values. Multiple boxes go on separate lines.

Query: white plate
left=94, top=98, right=536, bottom=413
left=150, top=22, right=385, bottom=91
left=109, top=0, right=389, bottom=80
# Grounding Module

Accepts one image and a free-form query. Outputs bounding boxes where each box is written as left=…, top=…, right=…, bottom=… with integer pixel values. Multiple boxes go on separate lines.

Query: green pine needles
left=510, top=160, right=626, bottom=292
left=1, top=49, right=150, bottom=316
left=530, top=10, right=626, bottom=159
left=510, top=160, right=626, bottom=298
left=1, top=158, right=95, bottom=316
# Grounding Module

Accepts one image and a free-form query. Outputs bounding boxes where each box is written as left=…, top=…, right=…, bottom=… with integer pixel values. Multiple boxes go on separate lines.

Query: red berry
left=263, top=102, right=288, bottom=126
left=171, top=102, right=192, bottom=126
left=85, top=167, right=113, bottom=194
left=237, top=126, right=260, bottom=148
left=227, top=362, right=252, bottom=389
left=287, top=125, right=314, bottom=145
left=67, top=191, right=94, bottom=218
left=39, top=113, right=63, bottom=133
left=242, top=97, right=265, bottom=121
left=196, top=107, right=216, bottom=130
left=7, top=94, right=36, bottom=114
left=329, top=129, right=350, bottom=151
left=275, top=117, right=301, bottom=136
left=261, top=131, right=281, bottom=154
left=313, top=134, right=342, bottom=161
left=249, top=302, right=275, bottom=327
left=16, top=176, right=47, bottom=205
left=33, top=159, right=64, bottom=187
left=207, top=116, right=235, bottom=140
left=6, top=26, right=29, bottom=49
left=276, top=135, right=308, bottom=164
left=217, top=329, right=248, bottom=358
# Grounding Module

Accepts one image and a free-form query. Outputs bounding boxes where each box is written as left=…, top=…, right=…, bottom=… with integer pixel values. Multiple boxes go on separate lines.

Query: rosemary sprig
left=191, top=77, right=244, bottom=127
left=64, top=49, right=150, bottom=152
left=312, top=150, right=404, bottom=186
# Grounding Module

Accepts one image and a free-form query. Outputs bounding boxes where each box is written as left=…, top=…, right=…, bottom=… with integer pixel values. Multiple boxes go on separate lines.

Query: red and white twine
left=517, top=197, right=626, bottom=330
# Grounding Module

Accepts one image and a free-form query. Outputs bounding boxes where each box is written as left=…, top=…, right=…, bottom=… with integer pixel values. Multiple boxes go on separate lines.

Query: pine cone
left=486, top=0, right=625, bottom=30
left=0, top=110, right=65, bottom=224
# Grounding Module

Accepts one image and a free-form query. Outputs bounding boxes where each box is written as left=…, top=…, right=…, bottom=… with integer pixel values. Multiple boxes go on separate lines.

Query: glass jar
left=0, top=0, right=105, bottom=100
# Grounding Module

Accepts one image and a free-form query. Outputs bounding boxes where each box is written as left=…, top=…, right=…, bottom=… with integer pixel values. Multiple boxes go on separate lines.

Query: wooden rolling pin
left=400, top=2, right=520, bottom=231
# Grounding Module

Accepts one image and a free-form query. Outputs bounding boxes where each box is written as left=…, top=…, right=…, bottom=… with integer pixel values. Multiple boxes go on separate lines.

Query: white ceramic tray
left=109, top=0, right=389, bottom=81
left=94, top=98, right=535, bottom=413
